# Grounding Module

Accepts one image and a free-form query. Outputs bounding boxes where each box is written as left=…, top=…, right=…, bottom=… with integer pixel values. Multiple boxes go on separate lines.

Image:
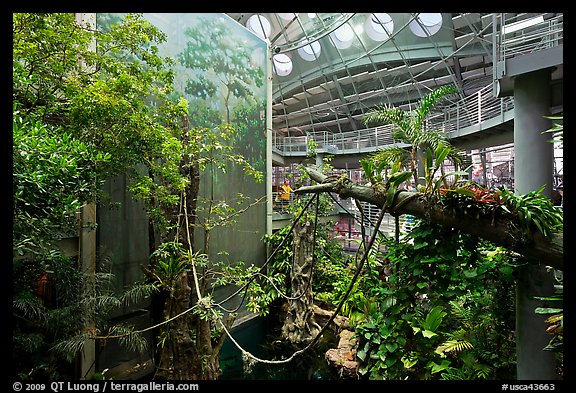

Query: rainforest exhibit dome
left=12, top=12, right=563, bottom=382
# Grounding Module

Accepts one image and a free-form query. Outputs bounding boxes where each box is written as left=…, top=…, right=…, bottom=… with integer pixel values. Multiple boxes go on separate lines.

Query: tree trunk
left=156, top=272, right=196, bottom=380
left=155, top=275, right=233, bottom=380
left=153, top=114, right=230, bottom=379
left=296, top=168, right=562, bottom=270
left=282, top=220, right=321, bottom=344
left=189, top=313, right=233, bottom=380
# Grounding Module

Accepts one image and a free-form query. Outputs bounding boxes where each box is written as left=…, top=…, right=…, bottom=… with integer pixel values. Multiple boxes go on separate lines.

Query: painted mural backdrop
left=99, top=13, right=268, bottom=302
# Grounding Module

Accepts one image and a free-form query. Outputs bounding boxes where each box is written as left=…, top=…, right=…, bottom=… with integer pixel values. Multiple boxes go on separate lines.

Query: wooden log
left=295, top=168, right=563, bottom=270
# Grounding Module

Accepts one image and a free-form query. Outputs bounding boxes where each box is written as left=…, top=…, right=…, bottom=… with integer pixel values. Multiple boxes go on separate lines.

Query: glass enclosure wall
left=96, top=13, right=269, bottom=371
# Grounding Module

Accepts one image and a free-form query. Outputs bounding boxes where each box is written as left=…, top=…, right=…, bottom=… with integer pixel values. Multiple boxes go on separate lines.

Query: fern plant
left=354, top=222, right=517, bottom=380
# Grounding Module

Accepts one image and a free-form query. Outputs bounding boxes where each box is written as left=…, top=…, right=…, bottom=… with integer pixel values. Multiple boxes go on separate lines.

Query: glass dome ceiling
left=226, top=13, right=562, bottom=138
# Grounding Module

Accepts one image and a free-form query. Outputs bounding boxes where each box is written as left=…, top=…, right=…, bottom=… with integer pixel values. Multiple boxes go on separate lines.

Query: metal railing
left=273, top=123, right=402, bottom=156
left=273, top=13, right=562, bottom=157
left=273, top=83, right=514, bottom=156
left=428, top=84, right=515, bottom=134
left=495, top=13, right=563, bottom=71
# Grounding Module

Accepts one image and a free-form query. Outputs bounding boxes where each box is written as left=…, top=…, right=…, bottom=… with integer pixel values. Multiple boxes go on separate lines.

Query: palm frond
left=413, top=129, right=447, bottom=149
left=13, top=332, right=45, bottom=353
left=441, top=367, right=468, bottom=380
left=119, top=282, right=159, bottom=306
left=473, top=363, right=493, bottom=379
left=94, top=271, right=116, bottom=286
left=448, top=298, right=474, bottom=324
left=51, top=333, right=90, bottom=363
left=79, top=295, right=122, bottom=312
left=108, top=324, right=150, bottom=353
left=415, top=84, right=458, bottom=125
left=370, top=146, right=410, bottom=168
left=362, top=105, right=410, bottom=132
left=13, top=294, right=48, bottom=323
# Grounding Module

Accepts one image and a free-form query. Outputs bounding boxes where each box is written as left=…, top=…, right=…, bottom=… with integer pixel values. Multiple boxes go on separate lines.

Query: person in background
left=279, top=178, right=293, bottom=212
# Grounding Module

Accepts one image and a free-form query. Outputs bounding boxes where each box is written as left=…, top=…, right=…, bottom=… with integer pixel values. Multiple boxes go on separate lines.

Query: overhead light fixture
left=365, top=13, right=394, bottom=42
left=298, top=41, right=322, bottom=61
left=278, top=13, right=298, bottom=21
left=330, top=23, right=354, bottom=49
left=410, top=13, right=443, bottom=38
left=245, top=14, right=271, bottom=40
left=502, top=15, right=544, bottom=34
left=272, top=53, right=293, bottom=76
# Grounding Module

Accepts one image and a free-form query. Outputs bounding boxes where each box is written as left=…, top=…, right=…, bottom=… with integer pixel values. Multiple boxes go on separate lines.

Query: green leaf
left=434, top=143, right=450, bottom=167
left=376, top=160, right=388, bottom=175
left=423, top=305, right=447, bottom=332
left=385, top=357, right=397, bottom=367
left=413, top=241, right=428, bottom=250
left=535, top=307, right=563, bottom=314
left=422, top=329, right=438, bottom=339
left=402, top=355, right=418, bottom=369
left=388, top=171, right=413, bottom=188
left=534, top=296, right=562, bottom=301
left=425, top=148, right=433, bottom=175
left=386, top=186, right=397, bottom=208
left=453, top=188, right=476, bottom=197
left=444, top=170, right=469, bottom=178
left=429, top=360, right=451, bottom=374
left=360, top=159, right=373, bottom=179
left=385, top=342, right=398, bottom=353
left=463, top=269, right=478, bottom=278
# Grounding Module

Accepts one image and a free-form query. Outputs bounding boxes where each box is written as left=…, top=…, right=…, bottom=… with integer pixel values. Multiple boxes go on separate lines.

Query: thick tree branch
left=296, top=168, right=563, bottom=270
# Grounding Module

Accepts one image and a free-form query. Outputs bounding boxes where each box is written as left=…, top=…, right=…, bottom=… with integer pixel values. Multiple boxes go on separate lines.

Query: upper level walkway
left=270, top=13, right=563, bottom=231
left=272, top=83, right=515, bottom=160
left=272, top=13, right=562, bottom=164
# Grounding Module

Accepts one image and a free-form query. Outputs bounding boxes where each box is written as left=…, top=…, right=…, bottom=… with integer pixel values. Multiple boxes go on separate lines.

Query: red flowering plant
left=438, top=181, right=507, bottom=224
left=438, top=181, right=563, bottom=242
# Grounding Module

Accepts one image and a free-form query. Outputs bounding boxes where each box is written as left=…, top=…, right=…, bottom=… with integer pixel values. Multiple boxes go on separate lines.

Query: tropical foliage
left=13, top=12, right=189, bottom=379
left=353, top=223, right=517, bottom=380
left=13, top=12, right=266, bottom=380
left=362, top=84, right=459, bottom=186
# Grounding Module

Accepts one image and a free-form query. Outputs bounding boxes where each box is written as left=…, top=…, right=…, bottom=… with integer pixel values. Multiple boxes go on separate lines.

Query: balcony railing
left=495, top=13, right=563, bottom=77
left=273, top=13, right=562, bottom=157
left=273, top=84, right=514, bottom=156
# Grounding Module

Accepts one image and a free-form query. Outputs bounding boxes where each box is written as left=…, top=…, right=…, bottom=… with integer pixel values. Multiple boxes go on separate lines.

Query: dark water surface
left=219, top=316, right=340, bottom=380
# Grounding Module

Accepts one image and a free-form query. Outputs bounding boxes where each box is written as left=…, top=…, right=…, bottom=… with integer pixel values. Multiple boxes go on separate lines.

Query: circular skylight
left=365, top=13, right=394, bottom=42
left=297, top=41, right=321, bottom=61
left=409, top=13, right=443, bottom=37
left=272, top=53, right=293, bottom=76
left=330, top=23, right=354, bottom=49
left=278, top=13, right=298, bottom=21
left=246, top=14, right=271, bottom=40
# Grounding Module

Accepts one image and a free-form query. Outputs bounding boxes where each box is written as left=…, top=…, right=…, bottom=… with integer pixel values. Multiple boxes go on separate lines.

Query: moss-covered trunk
left=190, top=311, right=234, bottom=380
left=155, top=272, right=195, bottom=379
left=297, top=168, right=563, bottom=269
left=282, top=220, right=320, bottom=344
left=152, top=115, right=230, bottom=380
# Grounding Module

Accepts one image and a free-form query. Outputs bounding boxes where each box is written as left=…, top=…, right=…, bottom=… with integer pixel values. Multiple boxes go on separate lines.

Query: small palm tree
left=362, top=84, right=460, bottom=186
